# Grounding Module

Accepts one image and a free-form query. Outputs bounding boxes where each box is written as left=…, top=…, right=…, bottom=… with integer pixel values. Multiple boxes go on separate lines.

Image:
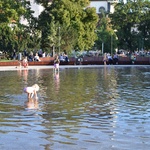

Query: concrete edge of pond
left=0, top=65, right=149, bottom=71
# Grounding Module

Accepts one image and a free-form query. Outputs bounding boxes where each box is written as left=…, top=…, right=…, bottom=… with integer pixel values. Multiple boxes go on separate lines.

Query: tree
left=0, top=0, right=41, bottom=56
left=0, top=0, right=25, bottom=24
left=37, top=0, right=98, bottom=54
left=0, top=0, right=26, bottom=53
left=95, top=11, right=117, bottom=55
left=48, top=17, right=58, bottom=56
left=110, top=0, right=150, bottom=51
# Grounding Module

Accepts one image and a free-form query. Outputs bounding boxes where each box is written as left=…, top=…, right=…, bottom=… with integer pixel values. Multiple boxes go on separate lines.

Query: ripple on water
left=0, top=67, right=150, bottom=150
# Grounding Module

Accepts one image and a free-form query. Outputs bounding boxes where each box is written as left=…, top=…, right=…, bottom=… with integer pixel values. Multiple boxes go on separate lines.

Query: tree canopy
left=110, top=0, right=150, bottom=51
left=0, top=0, right=41, bottom=56
left=37, top=0, right=99, bottom=53
left=0, top=0, right=150, bottom=58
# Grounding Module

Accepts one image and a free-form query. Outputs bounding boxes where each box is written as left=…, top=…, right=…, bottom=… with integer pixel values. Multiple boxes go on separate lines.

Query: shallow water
left=0, top=66, right=150, bottom=150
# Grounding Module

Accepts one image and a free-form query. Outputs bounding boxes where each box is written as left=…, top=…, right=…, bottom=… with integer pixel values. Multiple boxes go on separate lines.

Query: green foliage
left=0, top=0, right=26, bottom=24
left=0, top=0, right=41, bottom=57
left=95, top=12, right=117, bottom=54
left=110, top=0, right=150, bottom=51
left=37, top=0, right=98, bottom=53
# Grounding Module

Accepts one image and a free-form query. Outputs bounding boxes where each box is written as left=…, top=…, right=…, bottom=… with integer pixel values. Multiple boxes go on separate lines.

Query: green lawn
left=0, top=59, right=17, bottom=62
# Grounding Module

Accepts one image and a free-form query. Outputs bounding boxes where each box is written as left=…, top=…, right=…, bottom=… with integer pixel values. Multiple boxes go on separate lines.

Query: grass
left=0, top=59, right=17, bottom=62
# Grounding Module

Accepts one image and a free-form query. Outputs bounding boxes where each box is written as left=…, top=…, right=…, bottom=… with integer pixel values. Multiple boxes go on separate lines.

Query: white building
left=89, top=0, right=118, bottom=14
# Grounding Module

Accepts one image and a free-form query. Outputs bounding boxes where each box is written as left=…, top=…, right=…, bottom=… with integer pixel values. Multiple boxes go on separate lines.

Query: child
left=54, top=55, right=60, bottom=72
left=24, top=84, right=39, bottom=99
left=22, top=56, right=28, bottom=68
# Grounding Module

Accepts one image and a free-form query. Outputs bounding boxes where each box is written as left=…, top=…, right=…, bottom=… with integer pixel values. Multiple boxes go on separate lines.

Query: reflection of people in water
left=22, top=69, right=28, bottom=81
left=104, top=65, right=107, bottom=80
left=54, top=72, right=60, bottom=93
left=25, top=98, right=39, bottom=110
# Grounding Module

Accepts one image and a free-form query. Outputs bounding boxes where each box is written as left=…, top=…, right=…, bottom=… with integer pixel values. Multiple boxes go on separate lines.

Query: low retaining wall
left=0, top=61, right=20, bottom=66
left=134, top=56, right=150, bottom=65
left=82, top=57, right=104, bottom=65
left=81, top=56, right=150, bottom=65
left=0, top=56, right=149, bottom=66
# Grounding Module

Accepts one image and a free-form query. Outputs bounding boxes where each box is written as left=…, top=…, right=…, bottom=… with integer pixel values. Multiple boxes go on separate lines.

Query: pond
left=0, top=66, right=150, bottom=150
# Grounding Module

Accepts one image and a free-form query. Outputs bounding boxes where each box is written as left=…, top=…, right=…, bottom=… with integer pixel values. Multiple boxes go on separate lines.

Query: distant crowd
left=11, top=49, right=70, bottom=63
left=12, top=49, right=48, bottom=61
left=10, top=49, right=150, bottom=63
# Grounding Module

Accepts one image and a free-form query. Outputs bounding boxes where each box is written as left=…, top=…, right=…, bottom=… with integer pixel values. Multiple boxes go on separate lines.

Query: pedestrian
left=103, top=53, right=107, bottom=65
left=54, top=55, right=60, bottom=72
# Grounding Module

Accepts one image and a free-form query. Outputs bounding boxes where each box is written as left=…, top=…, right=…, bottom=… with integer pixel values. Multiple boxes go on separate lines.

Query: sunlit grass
left=0, top=59, right=16, bottom=62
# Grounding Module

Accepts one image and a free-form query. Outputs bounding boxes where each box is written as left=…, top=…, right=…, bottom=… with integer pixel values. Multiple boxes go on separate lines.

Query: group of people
left=59, top=53, right=69, bottom=62
left=17, top=52, right=42, bottom=68
left=28, top=52, right=41, bottom=62
left=103, top=53, right=119, bottom=65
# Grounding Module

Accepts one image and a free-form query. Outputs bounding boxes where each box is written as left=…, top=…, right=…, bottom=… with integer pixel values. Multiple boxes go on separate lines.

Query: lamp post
left=58, top=26, right=60, bottom=54
left=111, top=34, right=113, bottom=56
left=102, top=42, right=104, bottom=54
left=111, top=30, right=117, bottom=56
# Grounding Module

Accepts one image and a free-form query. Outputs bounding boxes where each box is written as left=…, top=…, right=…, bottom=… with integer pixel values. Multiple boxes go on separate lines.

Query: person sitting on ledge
left=34, top=53, right=41, bottom=61
left=59, top=54, right=65, bottom=62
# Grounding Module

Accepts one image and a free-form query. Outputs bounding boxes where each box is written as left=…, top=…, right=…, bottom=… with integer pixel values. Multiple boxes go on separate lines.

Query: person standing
left=22, top=56, right=28, bottom=68
left=103, top=53, right=107, bottom=65
left=54, top=55, right=60, bottom=72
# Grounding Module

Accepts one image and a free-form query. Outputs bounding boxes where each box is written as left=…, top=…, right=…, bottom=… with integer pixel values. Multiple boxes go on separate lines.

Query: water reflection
left=0, top=66, right=150, bottom=150
left=53, top=72, right=60, bottom=93
left=25, top=98, right=39, bottom=110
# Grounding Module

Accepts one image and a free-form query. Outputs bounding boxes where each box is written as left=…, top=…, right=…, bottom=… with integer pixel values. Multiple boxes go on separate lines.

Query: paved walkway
left=0, top=65, right=149, bottom=71
left=0, top=65, right=102, bottom=71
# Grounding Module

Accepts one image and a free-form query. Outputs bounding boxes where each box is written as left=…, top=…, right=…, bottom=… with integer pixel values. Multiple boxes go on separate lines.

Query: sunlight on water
left=0, top=66, right=150, bottom=150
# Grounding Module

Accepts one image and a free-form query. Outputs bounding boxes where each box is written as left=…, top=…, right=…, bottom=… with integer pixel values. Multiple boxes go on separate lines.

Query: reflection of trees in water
left=0, top=71, right=22, bottom=95
left=101, top=66, right=119, bottom=100
left=1, top=67, right=149, bottom=125
left=41, top=68, right=120, bottom=125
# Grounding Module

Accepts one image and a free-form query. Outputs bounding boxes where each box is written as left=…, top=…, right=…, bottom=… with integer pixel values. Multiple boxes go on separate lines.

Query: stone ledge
left=0, top=56, right=149, bottom=66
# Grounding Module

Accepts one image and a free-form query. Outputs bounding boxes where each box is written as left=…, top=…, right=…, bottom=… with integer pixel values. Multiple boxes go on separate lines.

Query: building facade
left=89, top=0, right=119, bottom=14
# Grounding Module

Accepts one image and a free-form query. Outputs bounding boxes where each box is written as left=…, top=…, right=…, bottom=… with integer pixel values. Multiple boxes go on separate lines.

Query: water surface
left=0, top=66, right=150, bottom=150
